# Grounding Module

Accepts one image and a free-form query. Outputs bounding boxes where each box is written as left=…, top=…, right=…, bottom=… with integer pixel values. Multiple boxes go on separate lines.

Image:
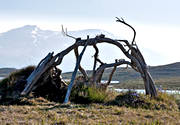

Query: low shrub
left=107, top=90, right=179, bottom=111
left=0, top=66, right=35, bottom=104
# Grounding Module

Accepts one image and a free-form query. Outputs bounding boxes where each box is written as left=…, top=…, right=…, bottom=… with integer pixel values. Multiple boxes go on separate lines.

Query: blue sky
left=0, top=0, right=180, bottom=66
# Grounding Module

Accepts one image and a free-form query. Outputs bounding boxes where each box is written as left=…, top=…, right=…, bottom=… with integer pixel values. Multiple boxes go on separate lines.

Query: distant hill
left=62, top=62, right=180, bottom=82
left=149, top=62, right=180, bottom=79
left=62, top=62, right=180, bottom=90
left=0, top=68, right=16, bottom=77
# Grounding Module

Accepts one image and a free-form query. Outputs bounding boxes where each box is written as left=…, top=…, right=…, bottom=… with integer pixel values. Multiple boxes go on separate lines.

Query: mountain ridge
left=0, top=25, right=116, bottom=70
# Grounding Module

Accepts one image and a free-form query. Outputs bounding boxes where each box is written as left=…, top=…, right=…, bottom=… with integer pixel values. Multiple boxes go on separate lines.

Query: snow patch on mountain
left=31, top=27, right=39, bottom=45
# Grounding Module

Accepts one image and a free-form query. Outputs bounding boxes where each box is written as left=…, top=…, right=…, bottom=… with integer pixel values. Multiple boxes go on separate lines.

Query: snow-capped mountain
left=0, top=25, right=119, bottom=72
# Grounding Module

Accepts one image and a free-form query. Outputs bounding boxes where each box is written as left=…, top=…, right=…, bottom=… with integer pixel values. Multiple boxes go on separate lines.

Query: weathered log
left=21, top=52, right=54, bottom=95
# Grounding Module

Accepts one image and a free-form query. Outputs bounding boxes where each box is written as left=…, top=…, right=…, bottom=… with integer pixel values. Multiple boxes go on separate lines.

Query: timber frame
left=21, top=18, right=157, bottom=103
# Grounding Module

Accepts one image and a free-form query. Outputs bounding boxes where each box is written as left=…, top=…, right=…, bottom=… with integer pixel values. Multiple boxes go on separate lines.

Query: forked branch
left=61, top=25, right=77, bottom=40
left=116, top=17, right=136, bottom=45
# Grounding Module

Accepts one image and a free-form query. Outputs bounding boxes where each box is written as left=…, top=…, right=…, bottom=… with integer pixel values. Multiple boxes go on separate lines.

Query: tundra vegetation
left=0, top=18, right=180, bottom=124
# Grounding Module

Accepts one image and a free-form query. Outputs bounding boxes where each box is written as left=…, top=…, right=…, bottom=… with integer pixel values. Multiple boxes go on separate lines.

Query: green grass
left=70, top=84, right=116, bottom=104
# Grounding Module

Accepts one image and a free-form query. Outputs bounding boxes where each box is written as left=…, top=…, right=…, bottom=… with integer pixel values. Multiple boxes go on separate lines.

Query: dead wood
left=74, top=47, right=88, bottom=81
left=21, top=18, right=157, bottom=103
left=107, top=65, right=117, bottom=86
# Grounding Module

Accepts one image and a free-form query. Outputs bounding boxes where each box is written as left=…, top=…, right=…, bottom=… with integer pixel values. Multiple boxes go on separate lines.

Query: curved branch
left=116, top=17, right=136, bottom=45
left=52, top=37, right=144, bottom=76
left=94, top=60, right=132, bottom=83
left=96, top=58, right=104, bottom=65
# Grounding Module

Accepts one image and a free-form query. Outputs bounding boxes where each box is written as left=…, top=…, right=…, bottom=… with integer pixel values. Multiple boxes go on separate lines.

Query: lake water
left=101, top=80, right=119, bottom=84
left=64, top=79, right=119, bottom=84
left=114, top=88, right=180, bottom=94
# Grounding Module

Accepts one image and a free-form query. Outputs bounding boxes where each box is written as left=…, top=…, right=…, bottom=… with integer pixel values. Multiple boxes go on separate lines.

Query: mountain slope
left=0, top=25, right=116, bottom=71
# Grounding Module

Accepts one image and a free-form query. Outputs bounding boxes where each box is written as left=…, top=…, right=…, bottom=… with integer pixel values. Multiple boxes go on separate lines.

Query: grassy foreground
left=1, top=66, right=180, bottom=125
left=0, top=93, right=180, bottom=125
left=0, top=101, right=180, bottom=125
